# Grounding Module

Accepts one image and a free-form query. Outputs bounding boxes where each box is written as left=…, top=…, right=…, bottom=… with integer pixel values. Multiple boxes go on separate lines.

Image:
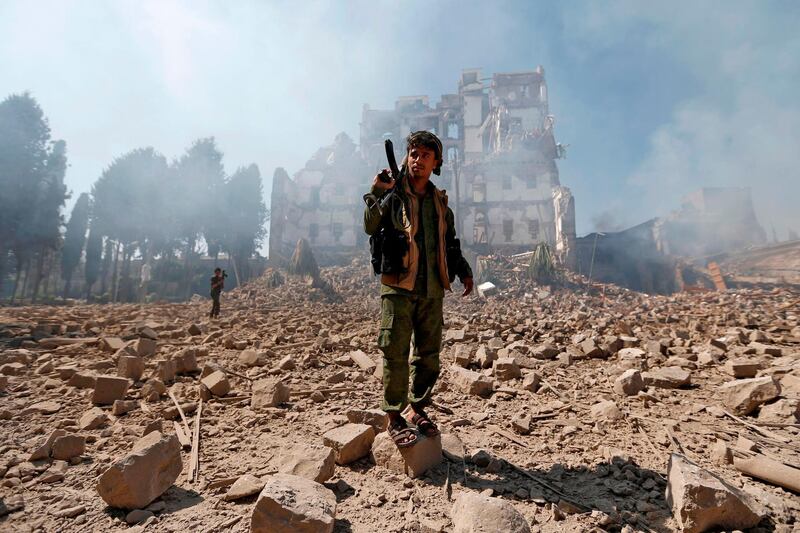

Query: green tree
left=171, top=138, right=225, bottom=296
left=92, top=147, right=168, bottom=301
left=222, top=164, right=268, bottom=282
left=61, top=192, right=90, bottom=298
left=0, top=93, right=55, bottom=299
left=84, top=223, right=102, bottom=300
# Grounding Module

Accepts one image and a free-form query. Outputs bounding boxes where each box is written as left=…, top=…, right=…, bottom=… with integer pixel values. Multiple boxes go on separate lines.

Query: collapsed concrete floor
left=0, top=258, right=798, bottom=532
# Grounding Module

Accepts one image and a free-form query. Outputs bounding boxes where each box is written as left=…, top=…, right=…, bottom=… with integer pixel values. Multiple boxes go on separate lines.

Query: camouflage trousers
left=378, top=294, right=443, bottom=412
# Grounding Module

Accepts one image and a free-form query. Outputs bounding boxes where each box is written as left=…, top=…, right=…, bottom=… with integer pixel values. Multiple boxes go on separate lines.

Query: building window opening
left=503, top=219, right=514, bottom=242
left=472, top=183, right=486, bottom=203
left=447, top=122, right=460, bottom=139
left=474, top=212, right=488, bottom=244
left=528, top=219, right=540, bottom=239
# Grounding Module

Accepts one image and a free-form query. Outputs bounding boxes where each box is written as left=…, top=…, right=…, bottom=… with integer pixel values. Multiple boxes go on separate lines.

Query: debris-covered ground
left=1, top=257, right=798, bottom=533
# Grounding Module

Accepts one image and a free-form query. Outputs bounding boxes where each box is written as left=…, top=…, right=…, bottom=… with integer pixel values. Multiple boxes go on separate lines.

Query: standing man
left=210, top=267, right=224, bottom=319
left=364, top=131, right=473, bottom=447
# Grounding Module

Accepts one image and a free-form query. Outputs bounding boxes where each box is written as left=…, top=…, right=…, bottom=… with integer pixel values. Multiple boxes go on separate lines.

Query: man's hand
left=460, top=277, right=473, bottom=297
left=372, top=169, right=396, bottom=192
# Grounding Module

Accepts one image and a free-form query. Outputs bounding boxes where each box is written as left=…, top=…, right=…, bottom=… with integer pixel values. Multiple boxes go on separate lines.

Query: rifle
left=379, top=139, right=406, bottom=211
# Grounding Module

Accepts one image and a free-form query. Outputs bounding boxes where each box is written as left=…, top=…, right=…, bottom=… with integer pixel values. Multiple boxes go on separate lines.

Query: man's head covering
left=406, top=131, right=443, bottom=175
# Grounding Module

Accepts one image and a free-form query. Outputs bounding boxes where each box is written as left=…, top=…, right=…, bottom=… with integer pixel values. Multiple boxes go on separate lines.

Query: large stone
left=614, top=369, right=645, bottom=396
left=175, top=348, right=200, bottom=374
left=92, top=375, right=129, bottom=405
left=251, top=474, right=336, bottom=533
left=531, top=344, right=559, bottom=360
left=251, top=378, right=290, bottom=409
left=96, top=431, right=182, bottom=509
left=200, top=370, right=230, bottom=397
left=450, top=492, right=531, bottom=533
left=348, top=350, right=377, bottom=373
left=590, top=400, right=623, bottom=421
left=666, top=453, right=762, bottom=533
left=441, top=433, right=465, bottom=461
left=580, top=338, right=606, bottom=359
left=140, top=378, right=166, bottom=402
left=492, top=358, right=521, bottom=381
left=617, top=348, right=647, bottom=371
left=642, top=367, right=691, bottom=389
left=322, top=423, right=375, bottom=465
left=346, top=408, right=388, bottom=433
left=51, top=435, right=85, bottom=460
left=475, top=345, right=497, bottom=368
left=277, top=445, right=336, bottom=483
left=79, top=407, right=110, bottom=430
left=133, top=338, right=157, bottom=357
left=719, top=376, right=781, bottom=416
left=28, top=429, right=66, bottom=461
left=722, top=358, right=761, bottom=379
left=117, top=356, right=144, bottom=381
left=757, top=399, right=799, bottom=423
left=239, top=349, right=264, bottom=367
left=67, top=371, right=96, bottom=389
left=371, top=431, right=442, bottom=478
left=223, top=474, right=265, bottom=501
left=100, top=336, right=126, bottom=352
left=112, top=399, right=139, bottom=416
left=449, top=366, right=493, bottom=397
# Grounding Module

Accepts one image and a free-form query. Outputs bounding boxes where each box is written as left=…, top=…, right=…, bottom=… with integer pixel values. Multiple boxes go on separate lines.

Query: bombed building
left=269, top=67, right=576, bottom=264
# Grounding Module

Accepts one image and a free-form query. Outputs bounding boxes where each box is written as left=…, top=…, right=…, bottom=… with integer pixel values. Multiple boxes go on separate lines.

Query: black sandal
left=388, top=417, right=418, bottom=448
left=410, top=407, right=440, bottom=438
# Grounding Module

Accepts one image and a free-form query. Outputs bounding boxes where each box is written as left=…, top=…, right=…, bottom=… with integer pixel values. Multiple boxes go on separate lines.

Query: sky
left=1, top=0, right=798, bottom=239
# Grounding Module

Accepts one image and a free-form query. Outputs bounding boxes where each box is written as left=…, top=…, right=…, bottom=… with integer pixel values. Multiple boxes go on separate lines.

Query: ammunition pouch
left=370, top=226, right=408, bottom=276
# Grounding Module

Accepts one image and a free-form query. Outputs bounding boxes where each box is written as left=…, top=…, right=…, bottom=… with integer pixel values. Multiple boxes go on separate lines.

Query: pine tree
left=61, top=193, right=90, bottom=298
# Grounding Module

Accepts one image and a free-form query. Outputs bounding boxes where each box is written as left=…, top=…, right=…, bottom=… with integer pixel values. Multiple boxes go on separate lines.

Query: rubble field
left=0, top=258, right=798, bottom=533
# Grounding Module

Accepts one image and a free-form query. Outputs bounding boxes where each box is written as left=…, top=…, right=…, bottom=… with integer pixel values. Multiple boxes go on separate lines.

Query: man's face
left=407, top=145, right=439, bottom=180
left=215, top=271, right=221, bottom=277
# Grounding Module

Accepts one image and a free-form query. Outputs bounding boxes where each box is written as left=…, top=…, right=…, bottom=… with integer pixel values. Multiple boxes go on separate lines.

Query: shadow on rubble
left=418, top=455, right=676, bottom=532
left=101, top=486, right=204, bottom=522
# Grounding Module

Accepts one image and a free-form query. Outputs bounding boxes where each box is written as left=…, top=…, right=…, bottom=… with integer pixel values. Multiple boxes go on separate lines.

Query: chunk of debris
left=719, top=376, right=781, bottom=416
left=614, top=369, right=645, bottom=396
left=51, top=435, right=85, bottom=460
left=642, top=367, right=691, bottom=389
left=345, top=408, right=388, bottom=433
left=117, top=355, right=144, bottom=381
left=251, top=378, right=290, bottom=409
left=92, top=375, right=130, bottom=405
left=276, top=445, right=336, bottom=483
left=28, top=429, right=66, bottom=461
left=722, top=358, right=761, bottom=379
left=477, top=281, right=497, bottom=298
left=322, top=423, right=375, bottom=465
left=251, top=474, right=336, bottom=533
left=200, top=370, right=231, bottom=397
left=79, top=407, right=110, bottom=430
left=449, top=366, right=493, bottom=397
left=450, top=492, right=531, bottom=533
left=590, top=400, right=623, bottom=421
left=492, top=358, right=521, bottom=380
left=666, top=453, right=762, bottom=533
left=371, top=432, right=442, bottom=478
left=223, top=474, right=265, bottom=501
left=96, top=431, right=182, bottom=509
left=348, top=350, right=377, bottom=373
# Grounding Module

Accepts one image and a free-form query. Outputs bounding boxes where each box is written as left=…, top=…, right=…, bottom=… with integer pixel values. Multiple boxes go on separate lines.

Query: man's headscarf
left=406, top=131, right=443, bottom=175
